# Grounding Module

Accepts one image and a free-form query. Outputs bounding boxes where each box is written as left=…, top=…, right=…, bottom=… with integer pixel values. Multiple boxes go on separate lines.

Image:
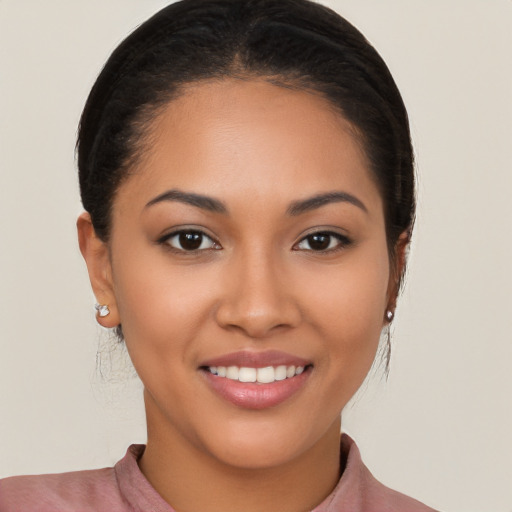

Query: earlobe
left=76, top=212, right=120, bottom=328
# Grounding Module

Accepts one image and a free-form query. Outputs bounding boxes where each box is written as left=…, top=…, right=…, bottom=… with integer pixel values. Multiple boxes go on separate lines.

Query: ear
left=385, top=230, right=410, bottom=319
left=77, top=212, right=120, bottom=328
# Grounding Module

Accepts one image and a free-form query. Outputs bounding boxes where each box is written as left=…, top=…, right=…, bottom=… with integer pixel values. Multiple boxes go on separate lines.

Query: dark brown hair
left=78, top=0, right=415, bottom=352
left=77, top=0, right=414, bottom=248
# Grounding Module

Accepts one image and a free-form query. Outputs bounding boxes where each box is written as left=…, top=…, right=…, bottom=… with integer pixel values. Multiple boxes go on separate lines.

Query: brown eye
left=295, top=232, right=350, bottom=252
left=164, top=230, right=218, bottom=252
left=179, top=232, right=203, bottom=250
left=307, top=233, right=331, bottom=251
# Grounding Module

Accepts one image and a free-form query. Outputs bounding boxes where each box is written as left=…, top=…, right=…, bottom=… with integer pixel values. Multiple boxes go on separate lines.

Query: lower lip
left=201, top=368, right=311, bottom=410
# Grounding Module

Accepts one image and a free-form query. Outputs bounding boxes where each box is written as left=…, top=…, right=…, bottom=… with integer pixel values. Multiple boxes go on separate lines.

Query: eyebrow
left=145, top=189, right=367, bottom=216
left=145, top=189, right=228, bottom=214
left=286, top=191, right=367, bottom=216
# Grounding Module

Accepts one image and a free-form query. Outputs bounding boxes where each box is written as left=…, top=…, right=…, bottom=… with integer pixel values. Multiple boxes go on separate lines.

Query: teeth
left=257, top=366, right=275, bottom=383
left=286, top=365, right=296, bottom=378
left=275, top=365, right=287, bottom=381
left=226, top=366, right=239, bottom=379
left=207, top=365, right=307, bottom=383
left=238, top=367, right=257, bottom=383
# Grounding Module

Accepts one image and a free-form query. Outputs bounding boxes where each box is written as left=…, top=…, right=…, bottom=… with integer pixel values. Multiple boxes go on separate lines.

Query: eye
left=160, top=230, right=220, bottom=252
left=294, top=231, right=351, bottom=252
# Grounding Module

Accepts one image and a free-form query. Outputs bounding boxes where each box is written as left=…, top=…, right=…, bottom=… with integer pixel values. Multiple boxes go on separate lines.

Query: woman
left=0, top=0, right=438, bottom=510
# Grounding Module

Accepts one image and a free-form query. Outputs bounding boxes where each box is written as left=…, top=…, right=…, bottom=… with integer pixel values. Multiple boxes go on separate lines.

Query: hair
left=77, top=0, right=415, bottom=347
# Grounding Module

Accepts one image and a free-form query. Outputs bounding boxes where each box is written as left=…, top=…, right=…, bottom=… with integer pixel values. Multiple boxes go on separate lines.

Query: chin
left=199, top=414, right=337, bottom=471
left=211, top=437, right=306, bottom=470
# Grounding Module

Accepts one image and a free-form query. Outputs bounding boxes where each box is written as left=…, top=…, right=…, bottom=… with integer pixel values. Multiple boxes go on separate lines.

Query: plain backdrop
left=1, top=1, right=511, bottom=511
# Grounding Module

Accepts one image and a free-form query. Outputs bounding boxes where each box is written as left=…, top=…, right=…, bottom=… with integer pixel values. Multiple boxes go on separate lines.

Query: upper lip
left=199, top=350, right=311, bottom=369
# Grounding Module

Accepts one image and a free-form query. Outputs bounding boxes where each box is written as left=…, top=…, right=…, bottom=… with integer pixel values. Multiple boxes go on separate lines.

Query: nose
left=214, top=251, right=302, bottom=339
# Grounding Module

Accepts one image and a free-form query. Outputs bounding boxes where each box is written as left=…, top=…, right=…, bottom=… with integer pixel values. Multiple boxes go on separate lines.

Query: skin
left=78, top=78, right=406, bottom=512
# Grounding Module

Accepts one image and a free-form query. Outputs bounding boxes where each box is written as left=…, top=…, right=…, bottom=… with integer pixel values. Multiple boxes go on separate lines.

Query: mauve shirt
left=0, top=435, right=438, bottom=511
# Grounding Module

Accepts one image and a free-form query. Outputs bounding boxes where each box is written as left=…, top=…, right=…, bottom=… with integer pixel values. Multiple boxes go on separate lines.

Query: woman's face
left=88, top=78, right=394, bottom=469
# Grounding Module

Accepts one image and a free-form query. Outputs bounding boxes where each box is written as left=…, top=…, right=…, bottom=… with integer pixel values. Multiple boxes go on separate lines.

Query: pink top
left=0, top=435, right=438, bottom=511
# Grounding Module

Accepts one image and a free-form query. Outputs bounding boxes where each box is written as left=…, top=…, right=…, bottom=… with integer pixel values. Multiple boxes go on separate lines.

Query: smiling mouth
left=198, top=350, right=313, bottom=408
left=204, top=365, right=308, bottom=384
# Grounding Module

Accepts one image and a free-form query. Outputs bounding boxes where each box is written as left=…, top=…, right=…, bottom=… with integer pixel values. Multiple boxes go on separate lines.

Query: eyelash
left=157, top=229, right=352, bottom=254
left=158, top=230, right=221, bottom=253
left=293, top=231, right=352, bottom=253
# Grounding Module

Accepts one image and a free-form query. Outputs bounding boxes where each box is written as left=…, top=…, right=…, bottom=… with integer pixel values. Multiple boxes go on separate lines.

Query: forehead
left=116, top=78, right=382, bottom=216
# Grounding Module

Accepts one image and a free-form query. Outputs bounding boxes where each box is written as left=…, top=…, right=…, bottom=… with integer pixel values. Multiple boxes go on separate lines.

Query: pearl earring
left=386, top=310, right=394, bottom=322
left=95, top=303, right=110, bottom=318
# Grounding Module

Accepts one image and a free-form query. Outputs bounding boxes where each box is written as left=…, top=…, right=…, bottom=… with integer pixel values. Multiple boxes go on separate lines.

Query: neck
left=138, top=394, right=342, bottom=512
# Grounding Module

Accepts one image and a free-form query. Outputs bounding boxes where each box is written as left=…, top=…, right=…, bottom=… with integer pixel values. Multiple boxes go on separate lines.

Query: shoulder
left=359, top=474, right=439, bottom=512
left=0, top=444, right=174, bottom=512
left=0, top=457, right=132, bottom=512
left=316, top=434, right=440, bottom=512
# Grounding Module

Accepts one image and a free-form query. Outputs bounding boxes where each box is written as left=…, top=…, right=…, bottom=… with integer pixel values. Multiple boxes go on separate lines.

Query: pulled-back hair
left=78, top=0, right=414, bottom=261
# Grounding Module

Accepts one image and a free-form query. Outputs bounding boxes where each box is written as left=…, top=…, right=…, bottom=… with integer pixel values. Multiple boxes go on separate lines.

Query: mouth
left=204, top=364, right=306, bottom=383
left=198, top=351, right=313, bottom=409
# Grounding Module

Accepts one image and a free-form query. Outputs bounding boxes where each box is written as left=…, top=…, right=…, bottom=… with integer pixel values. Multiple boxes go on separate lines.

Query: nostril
left=214, top=296, right=302, bottom=338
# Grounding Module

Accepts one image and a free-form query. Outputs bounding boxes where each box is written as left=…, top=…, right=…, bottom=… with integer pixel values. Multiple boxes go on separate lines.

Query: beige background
left=1, top=1, right=511, bottom=511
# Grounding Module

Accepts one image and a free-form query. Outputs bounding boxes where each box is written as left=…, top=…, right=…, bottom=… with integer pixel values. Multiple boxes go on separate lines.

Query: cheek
left=110, top=248, right=216, bottom=366
left=303, top=246, right=389, bottom=327
left=298, top=242, right=390, bottom=382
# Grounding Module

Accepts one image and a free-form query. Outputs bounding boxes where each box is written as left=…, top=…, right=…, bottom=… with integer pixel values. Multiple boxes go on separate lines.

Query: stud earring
left=95, top=303, right=110, bottom=318
left=386, top=310, right=394, bottom=322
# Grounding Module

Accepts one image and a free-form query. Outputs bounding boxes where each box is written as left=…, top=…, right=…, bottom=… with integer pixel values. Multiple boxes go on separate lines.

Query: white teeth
left=226, top=366, right=239, bottom=379
left=257, top=366, right=275, bottom=383
left=274, top=365, right=287, bottom=381
left=238, top=367, right=257, bottom=383
left=208, top=364, right=307, bottom=383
